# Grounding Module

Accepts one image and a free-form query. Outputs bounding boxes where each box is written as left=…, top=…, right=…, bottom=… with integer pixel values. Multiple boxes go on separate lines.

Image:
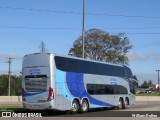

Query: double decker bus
left=22, top=53, right=135, bottom=112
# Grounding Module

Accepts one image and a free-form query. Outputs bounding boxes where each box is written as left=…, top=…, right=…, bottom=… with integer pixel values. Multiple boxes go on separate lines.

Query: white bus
left=22, top=53, right=135, bottom=113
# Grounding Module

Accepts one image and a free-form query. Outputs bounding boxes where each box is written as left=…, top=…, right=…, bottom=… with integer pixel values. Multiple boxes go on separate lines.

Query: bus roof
left=24, top=52, right=128, bottom=68
left=54, top=53, right=127, bottom=68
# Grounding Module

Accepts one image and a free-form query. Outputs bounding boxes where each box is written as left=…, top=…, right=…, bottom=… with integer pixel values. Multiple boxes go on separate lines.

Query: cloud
left=127, top=52, right=148, bottom=61
left=0, top=55, right=6, bottom=61
left=0, top=70, right=21, bottom=75
left=0, top=53, right=20, bottom=59
left=0, top=70, right=8, bottom=75
left=12, top=70, right=22, bottom=75
left=0, top=53, right=22, bottom=64
left=127, top=51, right=160, bottom=61
left=27, top=39, right=40, bottom=45
left=149, top=51, right=160, bottom=60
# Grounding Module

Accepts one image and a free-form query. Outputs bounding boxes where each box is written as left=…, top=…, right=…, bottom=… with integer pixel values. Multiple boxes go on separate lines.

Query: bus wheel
left=80, top=99, right=89, bottom=112
left=123, top=98, right=129, bottom=109
left=71, top=100, right=79, bottom=113
left=118, top=98, right=123, bottom=110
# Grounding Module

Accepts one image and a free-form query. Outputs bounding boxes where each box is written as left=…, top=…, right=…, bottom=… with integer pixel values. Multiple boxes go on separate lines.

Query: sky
left=0, top=0, right=160, bottom=85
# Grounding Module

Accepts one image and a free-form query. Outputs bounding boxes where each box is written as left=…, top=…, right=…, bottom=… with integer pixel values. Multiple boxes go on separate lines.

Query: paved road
left=121, top=101, right=160, bottom=111
left=1, top=117, right=160, bottom=120
left=0, top=101, right=160, bottom=119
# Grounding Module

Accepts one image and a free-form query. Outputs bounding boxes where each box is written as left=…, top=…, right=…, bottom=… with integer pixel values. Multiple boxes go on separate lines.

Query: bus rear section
left=22, top=53, right=55, bottom=110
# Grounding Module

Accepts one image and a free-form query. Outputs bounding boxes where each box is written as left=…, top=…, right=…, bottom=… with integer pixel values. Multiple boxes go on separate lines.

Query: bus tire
left=123, top=98, right=129, bottom=109
left=71, top=100, right=79, bottom=113
left=118, top=98, right=123, bottom=110
left=80, top=99, right=89, bottom=112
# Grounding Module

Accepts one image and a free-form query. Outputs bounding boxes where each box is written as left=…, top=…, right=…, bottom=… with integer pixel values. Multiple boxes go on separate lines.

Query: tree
left=0, top=75, right=21, bottom=96
left=148, top=80, right=153, bottom=87
left=141, top=81, right=149, bottom=88
left=0, top=75, right=8, bottom=95
left=133, top=75, right=139, bottom=88
left=68, top=28, right=132, bottom=64
left=10, top=75, right=22, bottom=96
left=140, top=80, right=154, bottom=88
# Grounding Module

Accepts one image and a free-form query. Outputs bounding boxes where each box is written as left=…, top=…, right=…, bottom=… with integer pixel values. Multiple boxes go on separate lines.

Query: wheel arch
left=125, top=97, right=130, bottom=105
left=119, top=97, right=124, bottom=103
left=81, top=97, right=90, bottom=108
left=72, top=97, right=81, bottom=105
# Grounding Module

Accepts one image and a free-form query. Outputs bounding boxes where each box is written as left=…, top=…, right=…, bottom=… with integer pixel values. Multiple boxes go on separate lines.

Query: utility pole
left=39, top=41, right=46, bottom=53
left=156, top=70, right=160, bottom=85
left=6, top=58, right=14, bottom=96
left=82, top=0, right=85, bottom=58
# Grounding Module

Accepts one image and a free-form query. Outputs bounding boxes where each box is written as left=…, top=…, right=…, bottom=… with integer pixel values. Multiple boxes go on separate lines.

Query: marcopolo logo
left=29, top=68, right=41, bottom=75
left=1, top=112, right=42, bottom=118
left=110, top=78, right=118, bottom=85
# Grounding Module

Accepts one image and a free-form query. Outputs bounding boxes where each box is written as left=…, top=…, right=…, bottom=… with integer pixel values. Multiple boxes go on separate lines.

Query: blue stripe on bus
left=66, top=72, right=113, bottom=107
left=56, top=70, right=74, bottom=101
left=24, top=90, right=45, bottom=97
left=24, top=91, right=48, bottom=98
left=90, top=104, right=105, bottom=108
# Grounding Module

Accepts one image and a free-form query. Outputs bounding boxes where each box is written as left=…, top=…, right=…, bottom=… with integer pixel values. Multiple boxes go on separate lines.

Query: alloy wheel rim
left=72, top=103, right=78, bottom=112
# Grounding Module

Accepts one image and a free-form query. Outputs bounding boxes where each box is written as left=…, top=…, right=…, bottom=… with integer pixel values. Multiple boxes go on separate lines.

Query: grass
left=0, top=106, right=23, bottom=112
left=136, top=92, right=160, bottom=96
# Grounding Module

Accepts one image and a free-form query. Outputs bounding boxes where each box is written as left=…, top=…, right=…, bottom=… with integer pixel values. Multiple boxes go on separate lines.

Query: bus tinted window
left=25, top=75, right=47, bottom=78
left=87, top=84, right=128, bottom=95
left=124, top=66, right=133, bottom=78
left=55, top=56, right=126, bottom=77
